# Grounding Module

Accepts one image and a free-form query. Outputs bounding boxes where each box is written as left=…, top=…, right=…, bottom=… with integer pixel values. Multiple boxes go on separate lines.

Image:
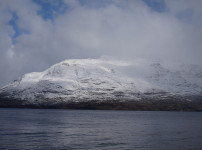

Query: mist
left=0, top=0, right=202, bottom=87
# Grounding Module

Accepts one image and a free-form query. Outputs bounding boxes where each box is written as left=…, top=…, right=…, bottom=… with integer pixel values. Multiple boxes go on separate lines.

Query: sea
left=0, top=108, right=202, bottom=150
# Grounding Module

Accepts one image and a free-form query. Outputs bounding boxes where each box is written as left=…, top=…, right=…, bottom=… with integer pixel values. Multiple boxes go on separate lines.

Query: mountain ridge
left=0, top=58, right=202, bottom=111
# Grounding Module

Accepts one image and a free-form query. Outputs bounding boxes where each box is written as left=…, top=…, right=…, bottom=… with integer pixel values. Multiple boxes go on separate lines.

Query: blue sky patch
left=33, top=0, right=67, bottom=21
left=143, top=0, right=167, bottom=12
left=8, top=12, right=28, bottom=44
left=175, top=9, right=193, bottom=23
left=78, top=0, right=113, bottom=9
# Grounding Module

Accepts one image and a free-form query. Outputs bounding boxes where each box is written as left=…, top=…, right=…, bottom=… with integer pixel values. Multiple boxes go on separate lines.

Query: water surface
left=0, top=108, right=202, bottom=150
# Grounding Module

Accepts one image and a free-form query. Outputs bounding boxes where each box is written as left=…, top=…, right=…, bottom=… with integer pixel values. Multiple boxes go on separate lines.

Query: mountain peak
left=0, top=59, right=202, bottom=110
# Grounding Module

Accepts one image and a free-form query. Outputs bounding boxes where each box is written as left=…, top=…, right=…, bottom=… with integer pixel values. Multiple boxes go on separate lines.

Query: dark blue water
left=0, top=108, right=202, bottom=150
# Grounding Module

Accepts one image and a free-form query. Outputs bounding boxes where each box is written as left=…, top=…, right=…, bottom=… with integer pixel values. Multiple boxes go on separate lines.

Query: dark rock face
left=1, top=92, right=202, bottom=111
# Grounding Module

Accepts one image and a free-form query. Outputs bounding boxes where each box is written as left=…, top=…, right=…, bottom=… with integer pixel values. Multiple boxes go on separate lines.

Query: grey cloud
left=0, top=0, right=202, bottom=87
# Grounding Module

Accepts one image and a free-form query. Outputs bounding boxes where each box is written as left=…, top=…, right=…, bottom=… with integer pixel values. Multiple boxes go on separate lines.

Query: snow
left=0, top=58, right=202, bottom=103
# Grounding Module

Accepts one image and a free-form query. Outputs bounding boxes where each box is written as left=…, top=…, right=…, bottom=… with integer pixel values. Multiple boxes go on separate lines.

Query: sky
left=0, top=0, right=202, bottom=87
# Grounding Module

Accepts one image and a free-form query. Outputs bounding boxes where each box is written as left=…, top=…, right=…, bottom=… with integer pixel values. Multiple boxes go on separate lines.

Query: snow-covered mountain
left=0, top=59, right=202, bottom=110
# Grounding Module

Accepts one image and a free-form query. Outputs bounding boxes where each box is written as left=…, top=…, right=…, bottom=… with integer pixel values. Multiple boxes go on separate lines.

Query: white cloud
left=0, top=0, right=202, bottom=87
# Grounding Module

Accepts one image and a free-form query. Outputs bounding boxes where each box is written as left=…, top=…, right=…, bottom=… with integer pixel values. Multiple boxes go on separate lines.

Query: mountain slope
left=0, top=59, right=202, bottom=111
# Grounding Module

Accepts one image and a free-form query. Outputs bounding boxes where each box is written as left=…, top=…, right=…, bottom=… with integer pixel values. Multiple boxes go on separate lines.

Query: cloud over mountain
left=0, top=0, right=202, bottom=87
